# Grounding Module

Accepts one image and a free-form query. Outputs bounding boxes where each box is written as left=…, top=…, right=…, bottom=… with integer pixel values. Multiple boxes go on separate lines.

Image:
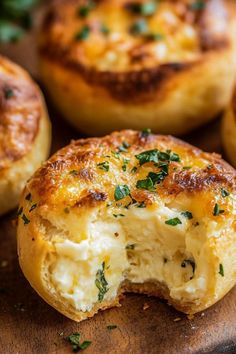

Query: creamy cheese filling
left=47, top=205, right=214, bottom=313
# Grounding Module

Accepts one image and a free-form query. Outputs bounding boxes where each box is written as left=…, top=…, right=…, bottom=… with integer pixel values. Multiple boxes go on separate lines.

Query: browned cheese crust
left=39, top=0, right=232, bottom=102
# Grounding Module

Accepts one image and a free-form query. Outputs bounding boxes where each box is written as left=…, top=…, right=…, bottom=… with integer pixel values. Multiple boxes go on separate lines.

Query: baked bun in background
left=38, top=0, right=236, bottom=136
left=222, top=89, right=236, bottom=168
left=17, top=130, right=236, bottom=322
left=0, top=55, right=51, bottom=216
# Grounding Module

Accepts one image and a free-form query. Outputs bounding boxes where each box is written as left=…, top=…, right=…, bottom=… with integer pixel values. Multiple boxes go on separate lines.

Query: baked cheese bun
left=38, top=0, right=236, bottom=136
left=17, top=130, right=236, bottom=321
left=0, top=55, right=51, bottom=216
left=222, top=89, right=236, bottom=168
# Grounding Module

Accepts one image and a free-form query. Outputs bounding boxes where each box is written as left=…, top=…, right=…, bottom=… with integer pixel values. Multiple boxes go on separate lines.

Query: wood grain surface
left=1, top=8, right=236, bottom=353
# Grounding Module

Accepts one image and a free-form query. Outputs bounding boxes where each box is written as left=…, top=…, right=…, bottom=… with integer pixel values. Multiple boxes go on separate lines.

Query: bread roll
left=17, top=130, right=236, bottom=321
left=222, top=89, right=236, bottom=168
left=0, top=55, right=51, bottom=216
left=39, top=0, right=236, bottom=135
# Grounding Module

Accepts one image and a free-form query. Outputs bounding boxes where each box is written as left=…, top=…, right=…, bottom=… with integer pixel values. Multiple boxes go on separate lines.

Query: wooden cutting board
left=1, top=12, right=236, bottom=353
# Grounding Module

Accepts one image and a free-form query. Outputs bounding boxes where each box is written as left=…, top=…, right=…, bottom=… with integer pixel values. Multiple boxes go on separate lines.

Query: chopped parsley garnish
left=182, top=166, right=192, bottom=170
left=219, top=263, right=224, bottom=277
left=141, top=128, right=151, bottom=138
left=111, top=151, right=120, bottom=159
left=126, top=244, right=136, bottom=250
left=221, top=188, right=230, bottom=198
left=69, top=170, right=79, bottom=176
left=66, top=332, right=91, bottom=352
left=126, top=1, right=157, bottom=16
left=107, top=324, right=117, bottom=330
left=77, top=1, right=95, bottom=18
left=114, top=185, right=130, bottom=200
left=131, top=166, right=138, bottom=173
left=75, top=25, right=90, bottom=41
left=100, top=23, right=110, bottom=35
left=181, top=211, right=193, bottom=220
left=97, top=161, right=109, bottom=172
left=146, top=33, right=164, bottom=41
left=3, top=87, right=14, bottom=99
left=135, top=149, right=159, bottom=165
left=118, top=141, right=130, bottom=153
left=113, top=213, right=125, bottom=218
left=165, top=218, right=182, bottom=226
left=16, top=206, right=23, bottom=216
left=213, top=203, right=225, bottom=216
left=122, top=158, right=130, bottom=172
left=135, top=149, right=180, bottom=166
left=181, top=259, right=196, bottom=279
left=136, top=177, right=154, bottom=191
left=22, top=214, right=30, bottom=225
left=190, top=0, right=205, bottom=10
left=130, top=19, right=148, bottom=36
left=95, top=262, right=108, bottom=302
left=29, top=203, right=37, bottom=213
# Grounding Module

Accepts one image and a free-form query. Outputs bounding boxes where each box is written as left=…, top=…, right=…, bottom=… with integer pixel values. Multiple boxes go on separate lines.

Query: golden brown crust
left=28, top=130, right=236, bottom=210
left=39, top=0, right=233, bottom=102
left=0, top=56, right=41, bottom=170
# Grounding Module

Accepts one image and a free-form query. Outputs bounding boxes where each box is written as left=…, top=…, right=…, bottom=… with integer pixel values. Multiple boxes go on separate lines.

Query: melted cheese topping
left=45, top=0, right=201, bottom=71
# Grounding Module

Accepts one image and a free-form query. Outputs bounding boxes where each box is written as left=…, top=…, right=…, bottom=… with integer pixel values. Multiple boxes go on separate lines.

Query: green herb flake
left=219, top=263, right=224, bottom=277
left=131, top=166, right=138, bottom=173
left=29, top=203, right=37, bottom=213
left=22, top=214, right=30, bottom=225
left=118, top=141, right=130, bottom=153
left=146, top=33, right=164, bottom=41
left=66, top=332, right=92, bottom=352
left=135, top=149, right=159, bottom=165
left=141, top=128, right=151, bottom=138
left=100, top=23, right=110, bottom=35
left=182, top=166, right=192, bottom=170
left=3, top=87, right=14, bottom=99
left=77, top=0, right=95, bottom=18
left=221, top=188, right=230, bottom=198
left=69, top=170, right=79, bottom=176
left=95, top=262, right=109, bottom=302
left=126, top=244, right=136, bottom=250
left=213, top=203, right=225, bottom=216
left=16, top=206, right=23, bottom=217
left=75, top=25, right=90, bottom=41
left=97, top=161, right=109, bottom=172
left=113, top=213, right=125, bottom=218
left=190, top=0, right=205, bottom=11
left=107, top=325, right=117, bottom=330
left=130, top=19, right=148, bottom=36
left=127, top=1, right=157, bottom=16
left=114, top=185, right=130, bottom=201
left=111, top=151, right=120, bottom=159
left=136, top=177, right=154, bottom=191
left=122, top=158, right=130, bottom=172
left=181, top=211, right=193, bottom=220
left=165, top=218, right=182, bottom=226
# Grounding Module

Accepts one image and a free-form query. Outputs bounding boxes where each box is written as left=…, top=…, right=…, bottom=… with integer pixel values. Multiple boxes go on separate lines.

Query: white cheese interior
left=46, top=204, right=213, bottom=313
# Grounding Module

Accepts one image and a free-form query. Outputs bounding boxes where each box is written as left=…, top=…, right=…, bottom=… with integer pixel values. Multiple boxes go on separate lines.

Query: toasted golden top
left=40, top=0, right=230, bottom=72
left=0, top=56, right=41, bottom=171
left=23, top=130, right=235, bottom=224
